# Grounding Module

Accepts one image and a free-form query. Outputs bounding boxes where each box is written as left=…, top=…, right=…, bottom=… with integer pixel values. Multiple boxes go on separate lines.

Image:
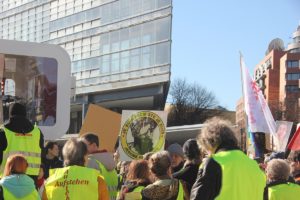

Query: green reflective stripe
left=3, top=151, right=41, bottom=157
left=28, top=163, right=41, bottom=168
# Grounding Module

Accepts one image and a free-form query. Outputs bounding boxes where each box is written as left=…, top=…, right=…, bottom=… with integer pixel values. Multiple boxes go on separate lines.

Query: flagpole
left=239, top=52, right=249, bottom=153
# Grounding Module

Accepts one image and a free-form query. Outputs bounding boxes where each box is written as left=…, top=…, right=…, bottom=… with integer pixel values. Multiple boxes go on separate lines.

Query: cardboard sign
left=79, top=104, right=121, bottom=152
left=119, top=110, right=167, bottom=161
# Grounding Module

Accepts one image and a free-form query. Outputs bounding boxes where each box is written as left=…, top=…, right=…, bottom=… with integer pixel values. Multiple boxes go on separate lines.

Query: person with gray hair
left=190, top=117, right=266, bottom=200
left=42, top=138, right=109, bottom=200
left=141, top=151, right=185, bottom=200
left=264, top=159, right=300, bottom=200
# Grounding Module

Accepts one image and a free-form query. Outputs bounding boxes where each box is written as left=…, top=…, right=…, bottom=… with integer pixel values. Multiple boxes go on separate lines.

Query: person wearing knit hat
left=0, top=102, right=44, bottom=186
left=167, top=143, right=185, bottom=173
left=173, top=139, right=202, bottom=195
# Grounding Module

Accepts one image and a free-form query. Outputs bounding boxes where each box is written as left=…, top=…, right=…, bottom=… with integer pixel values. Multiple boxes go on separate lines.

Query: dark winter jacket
left=173, top=162, right=200, bottom=193
left=41, top=156, right=63, bottom=179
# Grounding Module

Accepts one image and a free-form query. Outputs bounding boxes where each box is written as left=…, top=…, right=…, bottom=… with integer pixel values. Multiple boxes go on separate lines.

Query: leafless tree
left=168, top=78, right=219, bottom=126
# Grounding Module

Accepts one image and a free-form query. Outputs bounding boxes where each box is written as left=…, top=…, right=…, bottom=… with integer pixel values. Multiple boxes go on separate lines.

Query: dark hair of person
left=127, top=160, right=151, bottom=184
left=44, top=141, right=58, bottom=154
left=291, top=151, right=300, bottom=162
left=82, top=133, right=99, bottom=147
left=63, top=138, right=87, bottom=167
left=183, top=139, right=201, bottom=160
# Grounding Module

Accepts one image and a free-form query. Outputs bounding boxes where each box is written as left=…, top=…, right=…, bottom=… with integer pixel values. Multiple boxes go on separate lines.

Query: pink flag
left=240, top=55, right=276, bottom=135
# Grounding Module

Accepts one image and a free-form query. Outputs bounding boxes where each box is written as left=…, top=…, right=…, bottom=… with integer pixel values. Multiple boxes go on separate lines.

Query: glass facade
left=0, top=0, right=172, bottom=133
left=0, top=0, right=172, bottom=95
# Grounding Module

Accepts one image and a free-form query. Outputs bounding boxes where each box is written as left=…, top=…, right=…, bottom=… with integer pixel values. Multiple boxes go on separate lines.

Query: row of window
left=287, top=60, right=299, bottom=68
left=57, top=16, right=170, bottom=61
left=50, top=19, right=101, bottom=39
left=75, top=64, right=170, bottom=88
left=0, top=0, right=34, bottom=12
left=286, top=73, right=300, bottom=80
left=286, top=85, right=299, bottom=93
left=50, top=0, right=171, bottom=32
left=71, top=42, right=170, bottom=75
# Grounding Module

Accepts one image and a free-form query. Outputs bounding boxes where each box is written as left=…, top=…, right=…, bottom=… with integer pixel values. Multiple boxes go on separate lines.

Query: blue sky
left=170, top=0, right=300, bottom=111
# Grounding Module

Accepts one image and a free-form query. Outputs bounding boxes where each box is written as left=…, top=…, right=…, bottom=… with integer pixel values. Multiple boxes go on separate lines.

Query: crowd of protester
left=0, top=103, right=300, bottom=199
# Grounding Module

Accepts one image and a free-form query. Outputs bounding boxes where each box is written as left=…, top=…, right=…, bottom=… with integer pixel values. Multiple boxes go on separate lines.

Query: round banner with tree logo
left=119, top=110, right=167, bottom=161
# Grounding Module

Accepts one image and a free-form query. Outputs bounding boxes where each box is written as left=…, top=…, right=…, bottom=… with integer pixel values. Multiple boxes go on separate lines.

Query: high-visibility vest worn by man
left=0, top=103, right=44, bottom=178
left=191, top=148, right=266, bottom=200
left=95, top=160, right=118, bottom=200
left=82, top=133, right=118, bottom=200
left=44, top=165, right=107, bottom=200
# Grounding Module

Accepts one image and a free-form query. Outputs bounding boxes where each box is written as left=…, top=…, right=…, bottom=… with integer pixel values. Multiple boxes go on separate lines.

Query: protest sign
left=79, top=104, right=121, bottom=152
left=119, top=110, right=167, bottom=161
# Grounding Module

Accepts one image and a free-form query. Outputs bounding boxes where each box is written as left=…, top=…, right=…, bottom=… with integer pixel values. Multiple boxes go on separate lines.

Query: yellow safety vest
left=212, top=150, right=266, bottom=200
left=45, top=166, right=99, bottom=200
left=177, top=181, right=184, bottom=200
left=95, top=159, right=118, bottom=200
left=0, top=126, right=41, bottom=177
left=268, top=182, right=300, bottom=200
left=2, top=186, right=39, bottom=200
left=124, top=186, right=144, bottom=200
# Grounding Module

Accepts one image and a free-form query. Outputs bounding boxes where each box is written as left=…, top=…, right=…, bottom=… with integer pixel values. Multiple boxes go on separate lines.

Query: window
left=101, top=55, right=110, bottom=74
left=156, top=17, right=170, bottom=41
left=121, top=51, right=130, bottom=72
left=142, top=21, right=154, bottom=45
left=286, top=85, right=299, bottom=92
left=287, top=60, right=299, bottom=68
left=120, top=28, right=130, bottom=50
left=130, top=25, right=141, bottom=48
left=155, top=42, right=170, bottom=65
left=111, top=53, right=120, bottom=73
left=287, top=73, right=300, bottom=80
left=110, top=31, right=120, bottom=52
left=142, top=46, right=151, bottom=67
left=130, top=49, right=140, bottom=69
left=100, top=33, right=110, bottom=55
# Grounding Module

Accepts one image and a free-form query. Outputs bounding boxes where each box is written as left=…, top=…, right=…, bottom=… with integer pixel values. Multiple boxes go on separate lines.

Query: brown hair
left=3, top=154, right=28, bottom=177
left=198, top=117, right=238, bottom=151
left=127, top=160, right=150, bottom=184
left=149, top=151, right=171, bottom=177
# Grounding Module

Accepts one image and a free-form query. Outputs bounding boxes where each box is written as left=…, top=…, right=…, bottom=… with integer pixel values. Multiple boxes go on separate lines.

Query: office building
left=0, top=0, right=172, bottom=133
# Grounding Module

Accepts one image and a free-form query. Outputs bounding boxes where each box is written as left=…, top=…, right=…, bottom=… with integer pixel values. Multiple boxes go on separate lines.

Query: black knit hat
left=9, top=102, right=26, bottom=117
left=183, top=139, right=201, bottom=160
